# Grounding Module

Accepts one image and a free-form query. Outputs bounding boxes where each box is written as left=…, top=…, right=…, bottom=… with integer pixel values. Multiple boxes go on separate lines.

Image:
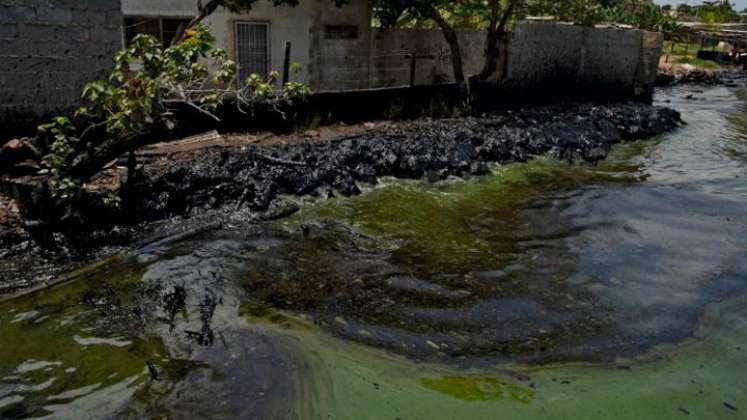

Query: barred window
left=235, top=22, right=270, bottom=82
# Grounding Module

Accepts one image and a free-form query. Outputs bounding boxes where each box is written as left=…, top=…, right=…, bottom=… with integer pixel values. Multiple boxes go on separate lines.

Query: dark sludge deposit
left=132, top=103, right=681, bottom=222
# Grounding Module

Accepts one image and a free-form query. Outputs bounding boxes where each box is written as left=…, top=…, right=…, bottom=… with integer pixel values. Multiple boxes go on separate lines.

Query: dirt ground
left=139, top=121, right=391, bottom=163
left=0, top=193, right=20, bottom=229
left=81, top=121, right=394, bottom=196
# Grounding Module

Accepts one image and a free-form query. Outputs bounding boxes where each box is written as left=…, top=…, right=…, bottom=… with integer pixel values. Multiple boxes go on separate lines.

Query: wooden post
left=282, top=41, right=291, bottom=86
left=409, top=52, right=417, bottom=88
left=124, top=149, right=137, bottom=222
left=699, top=35, right=705, bottom=57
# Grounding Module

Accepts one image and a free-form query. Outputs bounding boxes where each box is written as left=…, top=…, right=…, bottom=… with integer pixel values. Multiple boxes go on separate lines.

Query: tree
left=373, top=0, right=538, bottom=83
left=39, top=25, right=311, bottom=210
left=695, top=1, right=739, bottom=23
left=676, top=3, right=694, bottom=17
left=600, top=1, right=682, bottom=32
left=478, top=0, right=524, bottom=81
left=527, top=0, right=612, bottom=25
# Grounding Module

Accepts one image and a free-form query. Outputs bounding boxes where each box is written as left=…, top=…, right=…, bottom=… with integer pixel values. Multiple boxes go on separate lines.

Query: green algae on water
left=285, top=156, right=644, bottom=274
left=421, top=376, right=534, bottom=403
left=0, top=260, right=195, bottom=418
left=239, top=301, right=316, bottom=331
left=285, top=295, right=747, bottom=420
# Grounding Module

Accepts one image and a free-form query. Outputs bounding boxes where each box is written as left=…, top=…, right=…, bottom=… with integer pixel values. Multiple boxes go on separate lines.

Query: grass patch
left=663, top=41, right=704, bottom=58
left=674, top=57, right=720, bottom=69
left=662, top=40, right=721, bottom=70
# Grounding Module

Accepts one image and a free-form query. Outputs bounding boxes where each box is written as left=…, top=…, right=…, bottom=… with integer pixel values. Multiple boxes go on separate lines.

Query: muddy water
left=1, top=84, right=747, bottom=419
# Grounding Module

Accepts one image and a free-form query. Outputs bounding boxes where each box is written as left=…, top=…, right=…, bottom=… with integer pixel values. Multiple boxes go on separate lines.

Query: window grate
left=235, top=22, right=270, bottom=83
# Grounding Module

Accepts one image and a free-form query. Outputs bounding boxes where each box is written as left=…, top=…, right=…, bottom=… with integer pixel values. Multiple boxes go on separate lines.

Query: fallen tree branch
left=165, top=99, right=222, bottom=122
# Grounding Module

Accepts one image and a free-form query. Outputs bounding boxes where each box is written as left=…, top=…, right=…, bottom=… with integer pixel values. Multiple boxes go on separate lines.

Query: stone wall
left=0, top=0, right=123, bottom=135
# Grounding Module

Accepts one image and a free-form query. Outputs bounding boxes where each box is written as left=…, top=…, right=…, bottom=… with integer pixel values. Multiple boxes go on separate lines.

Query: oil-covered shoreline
left=132, top=102, right=681, bottom=221
left=0, top=101, right=681, bottom=297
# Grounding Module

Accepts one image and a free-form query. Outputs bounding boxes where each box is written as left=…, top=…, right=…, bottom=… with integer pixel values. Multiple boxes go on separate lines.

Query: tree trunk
left=430, top=8, right=465, bottom=84
left=122, top=149, right=138, bottom=222
left=478, top=30, right=502, bottom=81
left=68, top=131, right=159, bottom=182
left=478, top=0, right=519, bottom=81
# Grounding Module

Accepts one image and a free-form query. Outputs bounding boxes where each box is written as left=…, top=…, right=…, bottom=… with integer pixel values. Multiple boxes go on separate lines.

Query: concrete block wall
left=636, top=31, right=664, bottom=99
left=0, top=0, right=123, bottom=129
left=504, top=22, right=584, bottom=89
left=579, top=26, right=643, bottom=92
left=309, top=0, right=372, bottom=91
left=503, top=21, right=662, bottom=100
left=346, top=22, right=661, bottom=100
left=369, top=29, right=484, bottom=88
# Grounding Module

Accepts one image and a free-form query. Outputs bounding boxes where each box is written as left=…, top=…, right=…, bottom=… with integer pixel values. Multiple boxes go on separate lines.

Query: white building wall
left=121, top=0, right=320, bottom=84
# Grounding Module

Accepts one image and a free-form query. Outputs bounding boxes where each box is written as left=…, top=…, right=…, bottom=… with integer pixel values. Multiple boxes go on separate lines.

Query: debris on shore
left=657, top=63, right=724, bottom=86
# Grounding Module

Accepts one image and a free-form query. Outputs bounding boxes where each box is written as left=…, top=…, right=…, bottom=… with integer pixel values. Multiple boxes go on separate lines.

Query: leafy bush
left=39, top=25, right=312, bottom=203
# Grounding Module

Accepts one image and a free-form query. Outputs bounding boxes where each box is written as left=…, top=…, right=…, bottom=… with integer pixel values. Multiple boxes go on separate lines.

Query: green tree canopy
left=696, top=1, right=740, bottom=23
